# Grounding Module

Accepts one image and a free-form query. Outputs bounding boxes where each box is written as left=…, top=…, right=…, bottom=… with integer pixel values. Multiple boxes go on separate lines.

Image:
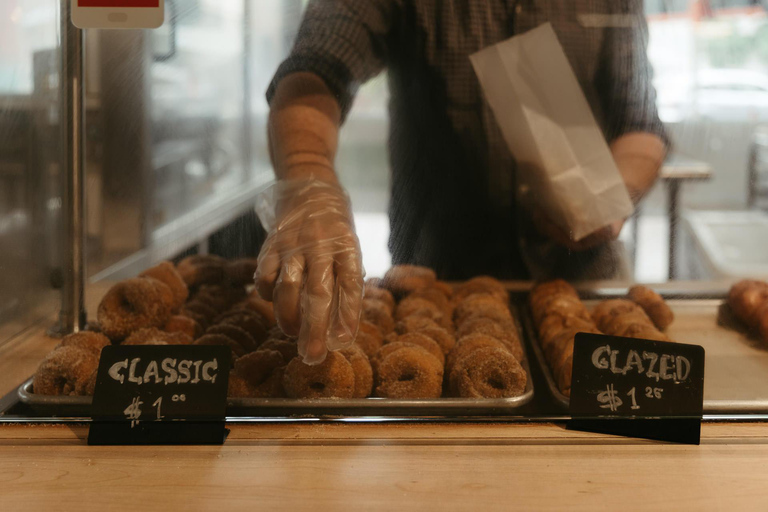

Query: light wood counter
left=0, top=422, right=767, bottom=510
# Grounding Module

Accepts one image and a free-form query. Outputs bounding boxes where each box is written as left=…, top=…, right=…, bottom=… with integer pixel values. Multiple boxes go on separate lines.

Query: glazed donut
left=243, top=292, right=278, bottom=328
left=56, top=331, right=111, bottom=355
left=591, top=299, right=644, bottom=331
left=613, top=322, right=669, bottom=342
left=176, top=254, right=227, bottom=287
left=230, top=349, right=286, bottom=398
left=124, top=328, right=192, bottom=345
left=363, top=285, right=396, bottom=314
left=97, top=278, right=173, bottom=340
left=529, top=280, right=579, bottom=307
left=193, top=333, right=246, bottom=358
left=728, top=280, right=768, bottom=328
left=395, top=316, right=441, bottom=335
left=354, top=320, right=384, bottom=358
left=139, top=261, right=189, bottom=311
left=390, top=332, right=445, bottom=366
left=225, top=258, right=259, bottom=286
left=413, top=326, right=456, bottom=355
left=340, top=344, right=374, bottom=398
left=601, top=310, right=654, bottom=336
left=164, top=314, right=203, bottom=340
left=628, top=285, right=674, bottom=331
left=283, top=352, right=355, bottom=399
left=532, top=295, right=591, bottom=328
left=446, top=334, right=510, bottom=375
left=382, top=265, right=437, bottom=296
left=258, top=338, right=299, bottom=362
left=362, top=299, right=395, bottom=334
left=450, top=347, right=527, bottom=398
left=538, top=315, right=596, bottom=349
left=33, top=346, right=99, bottom=396
left=374, top=345, right=443, bottom=399
left=206, top=324, right=259, bottom=353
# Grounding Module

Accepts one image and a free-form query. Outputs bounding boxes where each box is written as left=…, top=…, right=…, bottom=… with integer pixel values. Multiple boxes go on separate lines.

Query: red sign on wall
left=78, top=0, right=159, bottom=7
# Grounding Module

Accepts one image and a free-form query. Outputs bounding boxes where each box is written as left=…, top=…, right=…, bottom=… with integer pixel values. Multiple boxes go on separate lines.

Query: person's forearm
left=610, top=132, right=667, bottom=204
left=268, top=72, right=342, bottom=184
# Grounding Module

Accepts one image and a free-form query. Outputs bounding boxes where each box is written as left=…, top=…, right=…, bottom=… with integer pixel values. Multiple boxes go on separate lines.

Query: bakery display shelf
left=16, top=305, right=535, bottom=418
left=522, top=295, right=768, bottom=414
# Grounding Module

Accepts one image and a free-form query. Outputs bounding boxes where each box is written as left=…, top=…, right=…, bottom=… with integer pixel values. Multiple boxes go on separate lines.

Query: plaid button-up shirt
left=268, top=0, right=666, bottom=279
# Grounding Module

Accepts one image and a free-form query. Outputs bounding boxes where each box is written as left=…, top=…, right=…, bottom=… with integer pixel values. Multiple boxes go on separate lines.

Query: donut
left=613, top=322, right=669, bottom=342
left=407, top=286, right=451, bottom=311
left=164, top=314, right=203, bottom=340
left=176, top=254, right=227, bottom=287
left=382, top=265, right=437, bottom=296
left=122, top=340, right=169, bottom=346
left=390, top=332, right=445, bottom=366
left=395, top=316, right=441, bottom=335
left=206, top=324, right=259, bottom=353
left=758, top=303, right=768, bottom=343
left=454, top=297, right=511, bottom=325
left=181, top=309, right=210, bottom=331
left=374, top=345, right=443, bottom=399
left=182, top=300, right=220, bottom=324
left=455, top=316, right=516, bottom=339
left=243, top=292, right=278, bottom=328
left=455, top=320, right=523, bottom=362
left=354, top=320, right=384, bottom=358
left=432, top=281, right=454, bottom=299
left=529, top=280, right=579, bottom=307
left=628, top=285, right=674, bottom=331
left=33, top=346, right=99, bottom=396
left=446, top=334, right=509, bottom=375
left=225, top=258, right=259, bottom=286
left=453, top=276, right=507, bottom=303
left=97, top=278, right=173, bottom=340
left=533, top=295, right=591, bottom=328
left=216, top=311, right=269, bottom=344
left=139, top=261, right=189, bottom=311
left=538, top=315, right=595, bottom=349
left=56, top=331, right=111, bottom=355
left=413, top=326, right=456, bottom=355
left=193, top=333, right=246, bottom=358
left=558, top=354, right=574, bottom=397
left=283, top=352, right=355, bottom=399
left=591, top=299, right=644, bottom=331
left=728, top=280, right=768, bottom=328
left=456, top=306, right=514, bottom=329
left=196, top=284, right=245, bottom=312
left=362, top=299, right=395, bottom=334
left=124, top=328, right=192, bottom=345
left=450, top=347, right=527, bottom=398
left=363, top=285, right=395, bottom=314
left=340, top=345, right=374, bottom=398
left=395, top=297, right=446, bottom=324
left=371, top=341, right=417, bottom=374
left=230, top=349, right=286, bottom=398
left=258, top=338, right=299, bottom=362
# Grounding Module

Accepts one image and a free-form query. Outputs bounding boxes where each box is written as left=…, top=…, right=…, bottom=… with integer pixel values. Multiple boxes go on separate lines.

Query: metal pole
left=667, top=181, right=680, bottom=281
left=54, top=0, right=87, bottom=335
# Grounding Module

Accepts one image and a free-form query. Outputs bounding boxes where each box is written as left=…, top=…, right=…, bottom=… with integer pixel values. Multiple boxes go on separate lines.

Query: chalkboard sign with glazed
left=88, top=345, right=231, bottom=445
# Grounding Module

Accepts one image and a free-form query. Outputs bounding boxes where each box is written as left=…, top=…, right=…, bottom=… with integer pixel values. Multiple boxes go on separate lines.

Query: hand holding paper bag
left=470, top=23, right=634, bottom=243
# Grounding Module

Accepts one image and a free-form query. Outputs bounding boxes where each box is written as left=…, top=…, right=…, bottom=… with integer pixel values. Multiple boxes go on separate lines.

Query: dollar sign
left=123, top=395, right=143, bottom=428
left=597, top=384, right=623, bottom=412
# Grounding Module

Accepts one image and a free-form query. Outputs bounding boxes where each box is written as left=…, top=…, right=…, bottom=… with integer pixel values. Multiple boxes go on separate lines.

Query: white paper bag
left=470, top=23, right=634, bottom=241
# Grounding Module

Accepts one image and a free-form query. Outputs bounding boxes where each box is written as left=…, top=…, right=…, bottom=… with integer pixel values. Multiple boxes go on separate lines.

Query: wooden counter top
left=0, top=422, right=767, bottom=510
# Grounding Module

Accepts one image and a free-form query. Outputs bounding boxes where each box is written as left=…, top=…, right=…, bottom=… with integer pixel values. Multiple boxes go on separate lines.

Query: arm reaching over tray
left=256, top=73, right=364, bottom=365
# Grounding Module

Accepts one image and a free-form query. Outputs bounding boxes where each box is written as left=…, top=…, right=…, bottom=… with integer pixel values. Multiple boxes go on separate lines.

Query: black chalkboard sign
left=88, top=345, right=231, bottom=445
left=567, top=332, right=705, bottom=445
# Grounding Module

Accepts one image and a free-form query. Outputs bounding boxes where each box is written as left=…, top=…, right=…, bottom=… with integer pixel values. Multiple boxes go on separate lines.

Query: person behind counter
left=255, top=0, right=668, bottom=364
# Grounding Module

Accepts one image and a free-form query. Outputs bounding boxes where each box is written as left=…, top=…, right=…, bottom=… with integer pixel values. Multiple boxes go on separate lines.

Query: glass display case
left=1, top=0, right=767, bottom=425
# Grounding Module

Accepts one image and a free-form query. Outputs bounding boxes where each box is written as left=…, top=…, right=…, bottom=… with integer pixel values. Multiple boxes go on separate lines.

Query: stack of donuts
left=728, top=279, right=768, bottom=342
left=530, top=281, right=675, bottom=397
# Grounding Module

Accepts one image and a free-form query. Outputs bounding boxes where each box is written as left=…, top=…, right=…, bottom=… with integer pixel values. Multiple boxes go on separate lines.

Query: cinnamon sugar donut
left=382, top=265, right=437, bottom=296
left=193, top=333, right=246, bottom=358
left=363, top=285, right=396, bottom=314
left=124, top=327, right=192, bottom=345
left=413, top=326, right=456, bottom=355
left=225, top=258, right=259, bottom=286
left=216, top=311, right=269, bottom=345
left=283, top=352, right=355, bottom=399
left=206, top=324, right=259, bottom=353
left=164, top=315, right=203, bottom=340
left=456, top=320, right=522, bottom=362
left=453, top=276, right=507, bottom=303
left=242, top=292, right=278, bottom=328
left=258, top=338, right=299, bottom=362
left=390, top=332, right=445, bottom=366
left=340, top=345, right=374, bottom=398
left=139, top=261, right=189, bottom=311
left=33, top=346, right=99, bottom=396
left=450, top=347, right=527, bottom=398
left=446, top=334, right=509, bottom=375
left=395, top=297, right=445, bottom=323
left=395, top=316, right=441, bottom=335
left=176, top=254, right=227, bottom=287
left=362, top=299, right=395, bottom=334
left=97, top=278, right=173, bottom=340
left=374, top=345, right=443, bottom=399
left=56, top=331, right=110, bottom=355
left=354, top=320, right=385, bottom=358
left=230, top=349, right=286, bottom=398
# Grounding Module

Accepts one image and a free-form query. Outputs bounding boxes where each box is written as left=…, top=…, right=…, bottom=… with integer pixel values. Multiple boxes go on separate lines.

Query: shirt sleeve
left=266, top=0, right=398, bottom=121
left=596, top=0, right=671, bottom=147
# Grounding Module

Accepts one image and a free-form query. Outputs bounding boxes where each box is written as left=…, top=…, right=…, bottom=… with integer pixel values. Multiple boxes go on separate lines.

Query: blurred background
left=2, top=0, right=768, bottom=346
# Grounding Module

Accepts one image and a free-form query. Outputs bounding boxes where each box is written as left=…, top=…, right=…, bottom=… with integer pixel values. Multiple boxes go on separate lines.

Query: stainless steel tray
left=525, top=298, right=768, bottom=414
left=17, top=310, right=535, bottom=417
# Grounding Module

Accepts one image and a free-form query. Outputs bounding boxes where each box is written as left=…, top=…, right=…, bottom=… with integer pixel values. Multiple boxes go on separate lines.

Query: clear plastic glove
left=255, top=179, right=364, bottom=365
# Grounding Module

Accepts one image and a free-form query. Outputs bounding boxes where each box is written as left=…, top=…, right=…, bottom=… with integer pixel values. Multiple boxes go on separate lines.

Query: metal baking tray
left=17, top=309, right=535, bottom=417
left=524, top=297, right=768, bottom=414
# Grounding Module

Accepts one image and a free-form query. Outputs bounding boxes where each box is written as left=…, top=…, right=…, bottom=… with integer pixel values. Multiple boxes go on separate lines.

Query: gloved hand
left=255, top=179, right=364, bottom=364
